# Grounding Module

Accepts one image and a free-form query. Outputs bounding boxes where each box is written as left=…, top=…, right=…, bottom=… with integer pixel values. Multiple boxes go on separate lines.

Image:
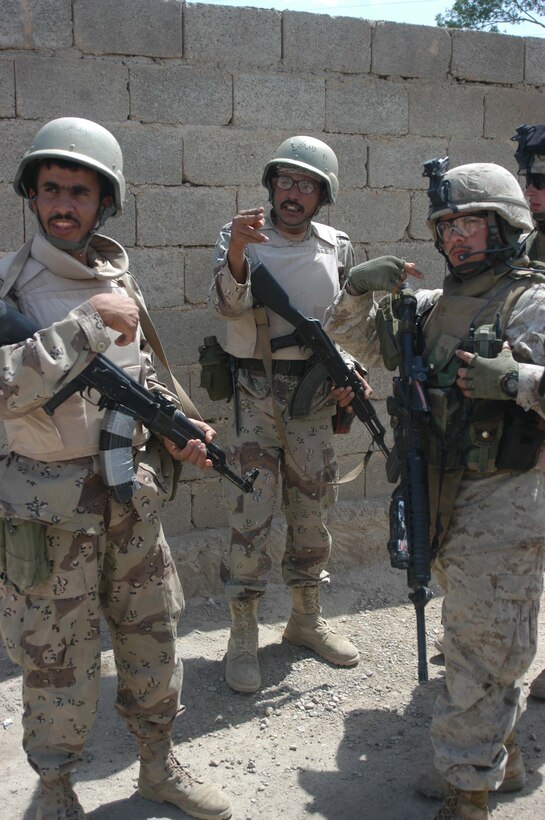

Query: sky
left=191, top=0, right=545, bottom=38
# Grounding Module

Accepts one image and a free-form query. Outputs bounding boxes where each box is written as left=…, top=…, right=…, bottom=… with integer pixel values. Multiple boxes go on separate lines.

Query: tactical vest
left=422, top=270, right=545, bottom=477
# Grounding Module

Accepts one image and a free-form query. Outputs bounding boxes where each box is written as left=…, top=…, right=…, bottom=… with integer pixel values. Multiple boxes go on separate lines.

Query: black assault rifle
left=385, top=285, right=432, bottom=683
left=0, top=299, right=258, bottom=501
left=250, top=262, right=390, bottom=460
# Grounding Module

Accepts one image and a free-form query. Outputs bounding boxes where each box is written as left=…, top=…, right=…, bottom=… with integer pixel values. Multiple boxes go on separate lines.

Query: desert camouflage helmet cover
left=262, top=136, right=339, bottom=204
left=426, top=160, right=533, bottom=237
left=13, top=117, right=125, bottom=215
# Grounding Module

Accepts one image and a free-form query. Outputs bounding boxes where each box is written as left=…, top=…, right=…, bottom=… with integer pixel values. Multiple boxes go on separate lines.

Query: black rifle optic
left=385, top=285, right=432, bottom=683
left=0, top=299, right=258, bottom=501
left=250, top=262, right=390, bottom=460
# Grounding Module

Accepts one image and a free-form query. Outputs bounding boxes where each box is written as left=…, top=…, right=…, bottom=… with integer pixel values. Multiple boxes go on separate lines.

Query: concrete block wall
left=1, top=1, right=544, bottom=591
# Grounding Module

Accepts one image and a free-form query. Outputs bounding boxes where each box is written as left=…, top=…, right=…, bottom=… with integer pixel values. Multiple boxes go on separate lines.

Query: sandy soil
left=1, top=561, right=544, bottom=820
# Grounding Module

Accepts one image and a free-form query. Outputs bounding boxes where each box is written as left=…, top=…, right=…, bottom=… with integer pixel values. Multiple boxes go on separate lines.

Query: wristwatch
left=501, top=371, right=519, bottom=398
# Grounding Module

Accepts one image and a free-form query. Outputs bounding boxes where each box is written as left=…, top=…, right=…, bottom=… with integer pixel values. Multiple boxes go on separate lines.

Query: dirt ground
left=1, top=560, right=545, bottom=820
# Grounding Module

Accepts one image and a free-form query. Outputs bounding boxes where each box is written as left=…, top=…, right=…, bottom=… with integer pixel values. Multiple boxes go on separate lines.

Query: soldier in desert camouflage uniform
left=324, top=160, right=545, bottom=819
left=512, top=125, right=545, bottom=703
left=208, top=136, right=369, bottom=694
left=0, top=118, right=231, bottom=820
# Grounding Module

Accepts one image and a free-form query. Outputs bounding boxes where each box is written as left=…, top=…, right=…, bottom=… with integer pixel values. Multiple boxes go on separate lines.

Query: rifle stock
left=250, top=262, right=390, bottom=459
left=0, top=299, right=258, bottom=500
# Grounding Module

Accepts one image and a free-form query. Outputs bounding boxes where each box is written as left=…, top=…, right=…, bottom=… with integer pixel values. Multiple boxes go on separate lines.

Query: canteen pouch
left=0, top=517, right=49, bottom=592
left=198, top=335, right=233, bottom=401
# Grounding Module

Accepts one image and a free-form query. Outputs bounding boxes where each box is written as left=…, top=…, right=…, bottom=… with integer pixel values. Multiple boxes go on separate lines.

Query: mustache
left=280, top=200, right=304, bottom=213
left=48, top=213, right=81, bottom=227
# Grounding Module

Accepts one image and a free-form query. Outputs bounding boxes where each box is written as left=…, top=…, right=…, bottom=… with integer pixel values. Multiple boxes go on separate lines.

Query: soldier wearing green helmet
left=208, top=135, right=370, bottom=694
left=0, top=118, right=232, bottom=820
left=325, top=158, right=545, bottom=819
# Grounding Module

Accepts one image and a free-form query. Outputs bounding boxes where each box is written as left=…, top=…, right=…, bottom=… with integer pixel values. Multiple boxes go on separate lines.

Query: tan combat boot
left=36, top=773, right=86, bottom=820
left=138, top=738, right=232, bottom=820
left=530, top=667, right=545, bottom=698
left=435, top=784, right=488, bottom=819
left=416, top=731, right=526, bottom=799
left=283, top=586, right=359, bottom=666
left=224, top=597, right=260, bottom=693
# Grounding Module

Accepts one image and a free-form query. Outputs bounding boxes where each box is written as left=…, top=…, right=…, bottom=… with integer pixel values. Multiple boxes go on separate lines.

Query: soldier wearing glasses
left=324, top=159, right=545, bottom=819
left=208, top=136, right=368, bottom=694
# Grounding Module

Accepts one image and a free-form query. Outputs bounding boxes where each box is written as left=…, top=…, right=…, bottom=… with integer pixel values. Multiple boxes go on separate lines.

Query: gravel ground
left=1, top=560, right=544, bottom=820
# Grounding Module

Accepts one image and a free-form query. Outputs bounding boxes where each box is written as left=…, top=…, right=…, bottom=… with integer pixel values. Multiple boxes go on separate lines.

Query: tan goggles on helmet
left=274, top=175, right=321, bottom=194
left=436, top=215, right=488, bottom=241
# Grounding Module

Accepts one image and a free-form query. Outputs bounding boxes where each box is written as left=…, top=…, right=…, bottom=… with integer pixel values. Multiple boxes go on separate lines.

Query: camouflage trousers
left=0, top=471, right=184, bottom=782
left=221, top=370, right=339, bottom=599
left=431, top=467, right=545, bottom=792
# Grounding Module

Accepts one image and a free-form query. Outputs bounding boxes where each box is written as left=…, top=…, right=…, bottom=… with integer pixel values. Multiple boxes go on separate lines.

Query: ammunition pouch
left=198, top=335, right=233, bottom=401
left=376, top=294, right=401, bottom=372
left=0, top=517, right=49, bottom=593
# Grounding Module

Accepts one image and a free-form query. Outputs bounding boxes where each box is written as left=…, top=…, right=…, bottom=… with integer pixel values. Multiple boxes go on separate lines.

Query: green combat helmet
left=262, top=136, right=339, bottom=205
left=423, top=157, right=533, bottom=277
left=13, top=117, right=125, bottom=250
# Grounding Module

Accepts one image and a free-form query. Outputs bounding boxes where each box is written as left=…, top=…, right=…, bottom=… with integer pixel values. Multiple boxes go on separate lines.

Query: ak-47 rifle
left=0, top=299, right=258, bottom=501
left=250, top=262, right=390, bottom=460
left=385, top=284, right=432, bottom=683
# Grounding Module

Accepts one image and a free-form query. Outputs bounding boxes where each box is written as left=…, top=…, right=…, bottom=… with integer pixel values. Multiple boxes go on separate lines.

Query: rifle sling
left=254, top=305, right=363, bottom=486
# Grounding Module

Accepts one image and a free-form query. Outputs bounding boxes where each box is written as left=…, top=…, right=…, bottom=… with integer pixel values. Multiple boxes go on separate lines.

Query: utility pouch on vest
left=497, top=407, right=545, bottom=472
left=426, top=334, right=461, bottom=387
left=376, top=295, right=401, bottom=372
left=465, top=406, right=504, bottom=474
left=0, top=517, right=49, bottom=592
left=198, top=336, right=233, bottom=401
left=426, top=387, right=465, bottom=469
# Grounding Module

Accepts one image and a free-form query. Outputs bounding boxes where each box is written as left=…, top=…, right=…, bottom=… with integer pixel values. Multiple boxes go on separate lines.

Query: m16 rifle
left=250, top=262, right=390, bottom=460
left=385, top=285, right=432, bottom=683
left=0, top=299, right=258, bottom=501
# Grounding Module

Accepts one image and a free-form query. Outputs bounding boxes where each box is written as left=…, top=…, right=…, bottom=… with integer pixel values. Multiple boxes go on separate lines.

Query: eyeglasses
left=526, top=173, right=545, bottom=190
left=274, top=175, right=321, bottom=195
left=436, top=215, right=488, bottom=241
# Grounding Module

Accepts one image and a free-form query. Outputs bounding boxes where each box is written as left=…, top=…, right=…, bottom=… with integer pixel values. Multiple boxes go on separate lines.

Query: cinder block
left=410, top=192, right=433, bottom=242
left=0, top=184, right=24, bottom=251
left=185, top=246, right=214, bottom=306
left=372, top=22, right=450, bottom=79
left=137, top=186, right=236, bottom=247
left=525, top=37, right=545, bottom=85
left=0, top=60, right=14, bottom=118
left=151, top=307, right=219, bottom=366
left=233, top=74, right=325, bottom=130
left=130, top=64, right=232, bottom=125
left=327, top=134, right=368, bottom=190
left=326, top=78, right=408, bottom=135
left=184, top=4, right=281, bottom=67
left=0, top=120, right=40, bottom=183
left=107, top=190, right=136, bottom=249
left=484, top=88, right=545, bottom=138
left=74, top=0, right=182, bottom=57
left=368, top=137, right=447, bottom=189
left=16, top=57, right=129, bottom=121
left=128, top=247, right=185, bottom=309
left=0, top=0, right=72, bottom=49
left=111, top=122, right=183, bottom=186
left=236, top=186, right=269, bottom=213
left=409, top=84, right=485, bottom=138
left=183, top=126, right=281, bottom=187
left=283, top=12, right=372, bottom=74
left=448, top=138, right=517, bottom=172
left=335, top=189, right=410, bottom=244
left=451, top=29, right=524, bottom=84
